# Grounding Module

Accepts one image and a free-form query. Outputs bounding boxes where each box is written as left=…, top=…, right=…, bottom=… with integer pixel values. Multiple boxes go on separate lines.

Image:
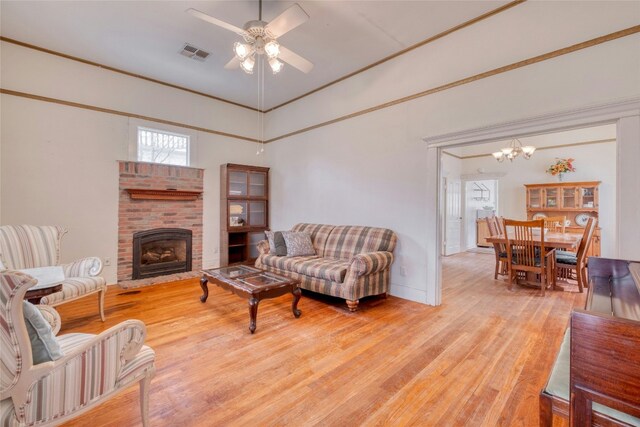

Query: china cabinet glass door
left=529, top=188, right=542, bottom=208
left=581, top=187, right=597, bottom=208
left=249, top=201, right=266, bottom=227
left=562, top=187, right=577, bottom=208
left=545, top=188, right=558, bottom=208
left=228, top=171, right=248, bottom=196
left=228, top=201, right=248, bottom=228
left=249, top=172, right=267, bottom=197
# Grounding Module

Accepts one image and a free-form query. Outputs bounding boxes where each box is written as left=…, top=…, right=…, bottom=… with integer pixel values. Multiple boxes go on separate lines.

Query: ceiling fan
left=187, top=1, right=314, bottom=75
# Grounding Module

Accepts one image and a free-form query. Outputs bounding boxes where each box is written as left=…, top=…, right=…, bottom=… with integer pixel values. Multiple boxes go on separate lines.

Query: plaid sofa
left=255, top=224, right=397, bottom=311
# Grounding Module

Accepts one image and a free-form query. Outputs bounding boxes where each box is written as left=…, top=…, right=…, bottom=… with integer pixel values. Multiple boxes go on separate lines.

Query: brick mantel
left=117, top=161, right=204, bottom=282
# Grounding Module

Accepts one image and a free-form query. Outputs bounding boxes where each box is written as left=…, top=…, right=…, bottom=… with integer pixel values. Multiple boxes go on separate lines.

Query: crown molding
left=264, top=0, right=526, bottom=112
left=0, top=88, right=260, bottom=143
left=0, top=36, right=261, bottom=113
left=0, top=1, right=524, bottom=115
left=265, top=26, right=640, bottom=144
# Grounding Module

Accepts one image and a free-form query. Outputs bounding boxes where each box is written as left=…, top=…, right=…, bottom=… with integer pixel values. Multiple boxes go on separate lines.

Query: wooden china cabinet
left=220, top=164, right=269, bottom=266
left=524, top=181, right=601, bottom=256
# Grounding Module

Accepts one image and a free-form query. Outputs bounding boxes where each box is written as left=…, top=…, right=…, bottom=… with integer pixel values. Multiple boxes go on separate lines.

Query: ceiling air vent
left=180, top=43, right=210, bottom=62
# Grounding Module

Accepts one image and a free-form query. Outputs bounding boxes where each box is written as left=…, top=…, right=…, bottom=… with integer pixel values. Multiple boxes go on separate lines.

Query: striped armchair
left=256, top=224, right=397, bottom=312
left=0, top=225, right=107, bottom=321
left=0, top=271, right=155, bottom=426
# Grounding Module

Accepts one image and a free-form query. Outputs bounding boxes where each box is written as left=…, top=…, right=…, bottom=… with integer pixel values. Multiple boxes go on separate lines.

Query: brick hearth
left=118, top=161, right=203, bottom=282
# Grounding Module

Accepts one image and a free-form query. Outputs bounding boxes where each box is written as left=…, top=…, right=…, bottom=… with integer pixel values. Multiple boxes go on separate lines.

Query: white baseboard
left=389, top=283, right=431, bottom=305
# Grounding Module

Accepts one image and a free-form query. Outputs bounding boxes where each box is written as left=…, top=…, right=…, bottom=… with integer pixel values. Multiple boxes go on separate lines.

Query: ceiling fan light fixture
left=269, top=58, right=284, bottom=74
left=240, top=56, right=255, bottom=74
left=234, top=42, right=252, bottom=60
left=264, top=40, right=280, bottom=59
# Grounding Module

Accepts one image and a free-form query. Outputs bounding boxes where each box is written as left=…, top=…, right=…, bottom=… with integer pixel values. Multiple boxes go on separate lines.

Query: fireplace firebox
left=132, top=228, right=192, bottom=280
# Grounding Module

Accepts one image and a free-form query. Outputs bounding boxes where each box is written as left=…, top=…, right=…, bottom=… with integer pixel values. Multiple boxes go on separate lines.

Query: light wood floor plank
left=58, top=252, right=581, bottom=426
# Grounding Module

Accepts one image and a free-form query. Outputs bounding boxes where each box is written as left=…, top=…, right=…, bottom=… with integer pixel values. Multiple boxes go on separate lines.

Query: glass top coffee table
left=200, top=265, right=301, bottom=334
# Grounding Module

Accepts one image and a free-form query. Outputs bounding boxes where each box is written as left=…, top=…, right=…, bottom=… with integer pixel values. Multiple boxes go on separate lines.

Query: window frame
left=136, top=126, right=191, bottom=167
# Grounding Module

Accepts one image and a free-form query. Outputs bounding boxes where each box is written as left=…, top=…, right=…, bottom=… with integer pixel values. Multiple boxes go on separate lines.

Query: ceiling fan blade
left=224, top=57, right=240, bottom=70
left=186, top=8, right=248, bottom=37
left=278, top=46, right=314, bottom=73
left=265, top=4, right=309, bottom=39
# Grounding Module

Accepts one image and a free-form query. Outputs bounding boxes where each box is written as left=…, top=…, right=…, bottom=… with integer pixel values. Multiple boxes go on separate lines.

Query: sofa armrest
left=61, top=256, right=103, bottom=277
left=257, top=240, right=270, bottom=256
left=13, top=320, right=149, bottom=419
left=349, top=251, right=394, bottom=276
left=36, top=305, right=61, bottom=336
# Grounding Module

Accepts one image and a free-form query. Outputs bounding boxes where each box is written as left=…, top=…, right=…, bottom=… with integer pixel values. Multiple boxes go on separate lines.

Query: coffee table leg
left=248, top=297, right=259, bottom=334
left=199, top=276, right=209, bottom=303
left=292, top=286, right=302, bottom=318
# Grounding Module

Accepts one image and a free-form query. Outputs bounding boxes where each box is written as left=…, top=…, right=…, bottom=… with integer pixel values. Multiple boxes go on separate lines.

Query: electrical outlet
left=400, top=265, right=408, bottom=276
left=104, top=257, right=111, bottom=266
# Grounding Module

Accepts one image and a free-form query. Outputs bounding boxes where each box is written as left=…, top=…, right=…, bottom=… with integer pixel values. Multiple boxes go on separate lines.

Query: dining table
left=485, top=230, right=582, bottom=250
left=485, top=231, right=582, bottom=290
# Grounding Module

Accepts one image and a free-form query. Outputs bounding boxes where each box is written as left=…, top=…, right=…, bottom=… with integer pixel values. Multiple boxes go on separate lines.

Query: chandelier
left=492, top=139, right=536, bottom=162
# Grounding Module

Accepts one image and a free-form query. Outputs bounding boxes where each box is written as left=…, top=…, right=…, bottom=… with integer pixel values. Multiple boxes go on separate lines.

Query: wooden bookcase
left=220, top=164, right=269, bottom=266
left=524, top=181, right=601, bottom=256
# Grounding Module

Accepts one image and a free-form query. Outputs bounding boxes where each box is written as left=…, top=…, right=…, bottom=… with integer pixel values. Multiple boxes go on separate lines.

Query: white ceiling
left=0, top=1, right=507, bottom=110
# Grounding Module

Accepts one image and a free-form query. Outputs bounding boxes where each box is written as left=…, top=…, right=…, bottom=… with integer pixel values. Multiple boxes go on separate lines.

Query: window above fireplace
left=137, top=127, right=190, bottom=166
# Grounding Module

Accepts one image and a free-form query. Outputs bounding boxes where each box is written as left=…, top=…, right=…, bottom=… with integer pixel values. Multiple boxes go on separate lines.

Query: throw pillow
left=18, top=266, right=65, bottom=290
left=274, top=232, right=288, bottom=256
left=282, top=231, right=315, bottom=257
left=265, top=231, right=276, bottom=255
left=22, top=301, right=64, bottom=364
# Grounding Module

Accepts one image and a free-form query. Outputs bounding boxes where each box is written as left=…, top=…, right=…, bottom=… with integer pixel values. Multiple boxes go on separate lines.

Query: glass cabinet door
left=228, top=171, right=248, bottom=197
left=228, top=201, right=248, bottom=228
left=528, top=188, right=542, bottom=208
left=249, top=172, right=267, bottom=197
left=545, top=188, right=558, bottom=208
left=562, top=187, right=577, bottom=208
left=249, top=201, right=266, bottom=227
left=581, top=187, right=597, bottom=208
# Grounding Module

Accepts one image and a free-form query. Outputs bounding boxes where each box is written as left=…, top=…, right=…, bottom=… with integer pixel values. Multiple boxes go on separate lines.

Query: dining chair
left=502, top=219, right=557, bottom=295
left=485, top=217, right=507, bottom=279
left=544, top=216, right=566, bottom=233
left=556, top=217, right=597, bottom=293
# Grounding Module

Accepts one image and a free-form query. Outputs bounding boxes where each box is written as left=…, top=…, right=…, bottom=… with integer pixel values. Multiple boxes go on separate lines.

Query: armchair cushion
left=350, top=251, right=394, bottom=276
left=22, top=301, right=64, bottom=364
left=39, top=276, right=106, bottom=305
left=17, top=266, right=65, bottom=288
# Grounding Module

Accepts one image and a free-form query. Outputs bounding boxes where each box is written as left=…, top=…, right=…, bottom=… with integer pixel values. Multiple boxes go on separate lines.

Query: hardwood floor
left=58, top=252, right=585, bottom=426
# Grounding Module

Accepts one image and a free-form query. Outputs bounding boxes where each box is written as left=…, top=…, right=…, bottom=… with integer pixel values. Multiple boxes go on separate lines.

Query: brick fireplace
left=118, top=161, right=203, bottom=283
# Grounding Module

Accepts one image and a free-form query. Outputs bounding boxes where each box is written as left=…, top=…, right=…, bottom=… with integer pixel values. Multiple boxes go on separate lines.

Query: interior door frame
left=423, top=98, right=640, bottom=306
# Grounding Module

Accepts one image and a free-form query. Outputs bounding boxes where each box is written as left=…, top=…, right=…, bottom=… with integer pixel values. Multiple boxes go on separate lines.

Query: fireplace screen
left=132, top=228, right=192, bottom=280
